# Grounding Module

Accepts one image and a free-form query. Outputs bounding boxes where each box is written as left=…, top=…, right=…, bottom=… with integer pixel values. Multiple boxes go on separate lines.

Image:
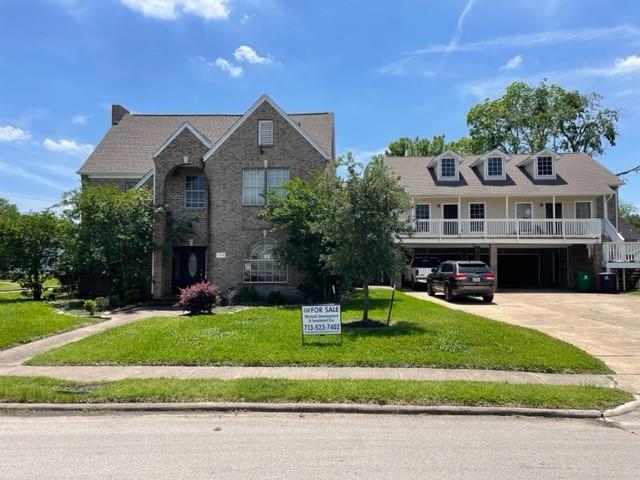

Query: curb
left=603, top=398, right=640, bottom=418
left=0, top=401, right=604, bottom=418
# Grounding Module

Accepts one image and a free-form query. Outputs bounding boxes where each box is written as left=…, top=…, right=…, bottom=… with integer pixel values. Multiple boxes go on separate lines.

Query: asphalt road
left=0, top=412, right=639, bottom=479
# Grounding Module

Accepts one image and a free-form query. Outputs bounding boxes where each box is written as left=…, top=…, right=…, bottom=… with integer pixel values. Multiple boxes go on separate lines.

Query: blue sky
left=1, top=0, right=640, bottom=212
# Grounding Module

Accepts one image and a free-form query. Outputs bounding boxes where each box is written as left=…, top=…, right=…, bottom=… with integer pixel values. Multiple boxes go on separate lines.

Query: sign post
left=301, top=304, right=342, bottom=345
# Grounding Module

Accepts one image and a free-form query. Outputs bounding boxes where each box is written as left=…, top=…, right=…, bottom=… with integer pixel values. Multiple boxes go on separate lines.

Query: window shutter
left=258, top=120, right=273, bottom=146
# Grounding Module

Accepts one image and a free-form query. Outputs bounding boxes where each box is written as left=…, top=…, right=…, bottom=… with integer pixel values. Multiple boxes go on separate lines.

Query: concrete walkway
left=406, top=290, right=640, bottom=394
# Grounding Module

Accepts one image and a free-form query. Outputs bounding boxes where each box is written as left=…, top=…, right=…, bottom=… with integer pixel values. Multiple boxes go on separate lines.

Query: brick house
left=78, top=95, right=334, bottom=298
left=385, top=150, right=640, bottom=290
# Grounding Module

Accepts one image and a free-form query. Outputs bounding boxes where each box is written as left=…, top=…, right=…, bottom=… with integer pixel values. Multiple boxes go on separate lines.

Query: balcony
left=603, top=242, right=640, bottom=267
left=410, top=218, right=602, bottom=240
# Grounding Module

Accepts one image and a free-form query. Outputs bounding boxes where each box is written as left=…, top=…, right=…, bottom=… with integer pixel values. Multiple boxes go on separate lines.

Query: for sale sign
left=301, top=305, right=341, bottom=336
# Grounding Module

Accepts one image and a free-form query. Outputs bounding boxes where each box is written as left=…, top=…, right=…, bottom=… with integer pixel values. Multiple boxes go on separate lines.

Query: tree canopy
left=386, top=81, right=620, bottom=157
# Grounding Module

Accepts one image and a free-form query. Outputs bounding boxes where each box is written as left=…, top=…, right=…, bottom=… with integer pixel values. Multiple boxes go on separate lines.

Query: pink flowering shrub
left=176, top=281, right=220, bottom=314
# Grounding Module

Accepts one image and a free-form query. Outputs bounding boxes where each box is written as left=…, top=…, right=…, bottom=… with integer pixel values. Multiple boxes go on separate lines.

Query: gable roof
left=152, top=122, right=212, bottom=158
left=78, top=101, right=334, bottom=175
left=203, top=94, right=331, bottom=161
left=384, top=152, right=623, bottom=197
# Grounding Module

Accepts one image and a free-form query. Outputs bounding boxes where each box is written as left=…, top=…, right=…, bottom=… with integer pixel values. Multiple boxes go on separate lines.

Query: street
left=1, top=412, right=638, bottom=479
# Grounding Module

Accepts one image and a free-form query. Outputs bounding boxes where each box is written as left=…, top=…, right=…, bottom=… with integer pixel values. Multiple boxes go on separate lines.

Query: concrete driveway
left=406, top=290, right=640, bottom=394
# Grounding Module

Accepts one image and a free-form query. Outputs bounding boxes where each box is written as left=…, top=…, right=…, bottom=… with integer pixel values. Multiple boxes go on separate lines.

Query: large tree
left=321, top=154, right=412, bottom=322
left=0, top=211, right=65, bottom=300
left=385, top=134, right=475, bottom=156
left=58, top=185, right=161, bottom=297
left=620, top=201, right=640, bottom=230
left=467, top=81, right=619, bottom=155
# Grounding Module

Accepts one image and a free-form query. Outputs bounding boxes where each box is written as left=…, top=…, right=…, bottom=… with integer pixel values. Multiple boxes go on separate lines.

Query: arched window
left=243, top=240, right=287, bottom=283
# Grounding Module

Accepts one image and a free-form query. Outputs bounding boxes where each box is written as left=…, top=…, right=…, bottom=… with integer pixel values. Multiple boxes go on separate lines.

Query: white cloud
left=233, top=45, right=272, bottom=64
left=446, top=0, right=476, bottom=53
left=501, top=54, right=523, bottom=70
left=214, top=58, right=243, bottom=77
left=120, top=0, right=229, bottom=20
left=0, top=125, right=31, bottom=142
left=413, top=25, right=640, bottom=55
left=605, top=55, right=640, bottom=75
left=0, top=161, right=68, bottom=191
left=43, top=138, right=94, bottom=156
left=71, top=114, right=91, bottom=124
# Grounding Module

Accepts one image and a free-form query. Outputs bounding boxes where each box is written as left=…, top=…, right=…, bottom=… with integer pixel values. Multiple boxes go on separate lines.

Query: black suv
left=427, top=261, right=496, bottom=303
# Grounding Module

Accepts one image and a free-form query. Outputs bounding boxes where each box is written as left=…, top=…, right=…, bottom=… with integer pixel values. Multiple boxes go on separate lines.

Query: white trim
left=431, top=149, right=464, bottom=166
left=484, top=156, right=506, bottom=180
left=518, top=148, right=562, bottom=167
left=414, top=203, right=431, bottom=220
left=515, top=202, right=534, bottom=219
left=184, top=174, right=206, bottom=209
left=534, top=155, right=556, bottom=180
left=574, top=200, right=593, bottom=219
left=438, top=157, right=460, bottom=182
left=133, top=168, right=155, bottom=190
left=204, top=94, right=330, bottom=162
left=83, top=172, right=146, bottom=179
left=153, top=122, right=212, bottom=159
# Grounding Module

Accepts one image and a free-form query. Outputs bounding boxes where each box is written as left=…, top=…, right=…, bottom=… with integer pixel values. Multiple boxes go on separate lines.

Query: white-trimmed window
left=486, top=157, right=503, bottom=178
left=414, top=203, right=430, bottom=233
left=536, top=156, right=554, bottom=177
left=243, top=169, right=266, bottom=205
left=243, top=240, right=287, bottom=283
left=575, top=201, right=592, bottom=219
left=267, top=168, right=289, bottom=199
left=258, top=120, right=274, bottom=146
left=185, top=174, right=205, bottom=208
left=440, top=158, right=457, bottom=179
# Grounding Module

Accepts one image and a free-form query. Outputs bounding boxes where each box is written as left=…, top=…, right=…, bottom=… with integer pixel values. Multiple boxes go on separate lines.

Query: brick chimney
left=112, top=104, right=130, bottom=125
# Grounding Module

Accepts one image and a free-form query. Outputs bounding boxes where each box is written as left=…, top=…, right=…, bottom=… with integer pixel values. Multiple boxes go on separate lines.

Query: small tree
left=620, top=201, right=640, bottom=230
left=0, top=211, right=65, bottom=300
left=321, top=154, right=412, bottom=322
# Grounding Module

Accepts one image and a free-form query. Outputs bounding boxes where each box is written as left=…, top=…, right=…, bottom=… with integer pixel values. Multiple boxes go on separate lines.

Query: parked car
left=402, top=256, right=440, bottom=289
left=427, top=260, right=495, bottom=303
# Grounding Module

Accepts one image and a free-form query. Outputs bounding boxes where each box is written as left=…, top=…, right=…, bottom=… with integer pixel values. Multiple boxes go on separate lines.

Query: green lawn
left=0, top=278, right=59, bottom=292
left=0, top=376, right=631, bottom=410
left=0, top=294, right=95, bottom=350
left=29, top=290, right=609, bottom=373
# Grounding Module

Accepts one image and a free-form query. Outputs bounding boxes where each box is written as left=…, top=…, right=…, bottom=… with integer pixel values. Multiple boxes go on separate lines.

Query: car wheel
left=427, top=282, right=435, bottom=296
left=444, top=284, right=454, bottom=302
left=483, top=294, right=494, bottom=304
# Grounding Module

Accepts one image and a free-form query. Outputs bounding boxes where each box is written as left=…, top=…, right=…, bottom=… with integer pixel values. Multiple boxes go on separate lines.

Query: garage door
left=498, top=254, right=540, bottom=288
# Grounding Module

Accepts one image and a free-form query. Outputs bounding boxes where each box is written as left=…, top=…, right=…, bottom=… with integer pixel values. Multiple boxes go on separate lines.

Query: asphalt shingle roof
left=78, top=112, right=334, bottom=174
left=383, top=153, right=623, bottom=197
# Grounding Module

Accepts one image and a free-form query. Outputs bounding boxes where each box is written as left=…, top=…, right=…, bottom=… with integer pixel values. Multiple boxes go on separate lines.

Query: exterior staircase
left=621, top=268, right=640, bottom=291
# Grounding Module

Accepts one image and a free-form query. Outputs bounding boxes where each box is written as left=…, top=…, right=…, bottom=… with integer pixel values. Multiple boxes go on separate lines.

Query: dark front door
left=545, top=203, right=563, bottom=235
left=545, top=203, right=563, bottom=219
left=442, top=204, right=459, bottom=235
left=173, top=247, right=206, bottom=292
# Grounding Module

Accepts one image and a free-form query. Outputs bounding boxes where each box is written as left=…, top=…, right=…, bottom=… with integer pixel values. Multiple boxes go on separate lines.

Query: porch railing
left=412, top=218, right=602, bottom=239
left=603, top=242, right=640, bottom=264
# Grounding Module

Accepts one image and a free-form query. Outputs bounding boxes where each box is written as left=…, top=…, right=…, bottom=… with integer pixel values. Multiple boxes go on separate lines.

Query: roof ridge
left=129, top=112, right=332, bottom=117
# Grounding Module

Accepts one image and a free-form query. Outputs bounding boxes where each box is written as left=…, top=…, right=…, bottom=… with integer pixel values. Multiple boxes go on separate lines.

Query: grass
left=0, top=376, right=631, bottom=410
left=0, top=278, right=59, bottom=292
left=0, top=294, right=95, bottom=350
left=29, top=290, right=609, bottom=373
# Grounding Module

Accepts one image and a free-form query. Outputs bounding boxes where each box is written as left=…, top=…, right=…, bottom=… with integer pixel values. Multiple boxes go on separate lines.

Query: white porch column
left=603, top=195, right=608, bottom=221
left=505, top=196, right=509, bottom=218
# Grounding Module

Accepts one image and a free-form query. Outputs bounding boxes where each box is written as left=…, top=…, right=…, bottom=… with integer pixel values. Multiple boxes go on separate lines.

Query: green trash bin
left=575, top=271, right=592, bottom=292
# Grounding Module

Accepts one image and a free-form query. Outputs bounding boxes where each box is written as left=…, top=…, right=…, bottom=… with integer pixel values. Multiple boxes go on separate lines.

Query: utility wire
left=616, top=164, right=640, bottom=176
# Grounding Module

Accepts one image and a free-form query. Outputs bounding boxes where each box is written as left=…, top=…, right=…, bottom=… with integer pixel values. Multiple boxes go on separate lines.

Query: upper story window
left=243, top=168, right=290, bottom=205
left=536, top=156, right=554, bottom=177
left=185, top=174, right=205, bottom=208
left=258, top=120, right=274, bottom=146
left=440, top=158, right=457, bottom=179
left=486, top=157, right=503, bottom=178
left=415, top=204, right=430, bottom=220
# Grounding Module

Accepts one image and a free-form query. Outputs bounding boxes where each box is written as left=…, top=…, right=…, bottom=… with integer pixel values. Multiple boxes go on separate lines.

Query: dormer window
left=440, top=158, right=457, bottom=178
left=486, top=157, right=503, bottom=178
left=258, top=120, right=273, bottom=146
left=536, top=156, right=553, bottom=177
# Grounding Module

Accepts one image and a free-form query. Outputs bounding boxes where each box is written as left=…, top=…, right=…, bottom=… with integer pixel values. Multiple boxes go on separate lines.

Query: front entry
left=172, top=247, right=207, bottom=292
left=442, top=204, right=459, bottom=235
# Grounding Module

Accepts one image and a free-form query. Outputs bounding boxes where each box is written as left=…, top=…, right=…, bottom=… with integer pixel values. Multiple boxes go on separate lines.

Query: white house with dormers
left=385, top=148, right=640, bottom=290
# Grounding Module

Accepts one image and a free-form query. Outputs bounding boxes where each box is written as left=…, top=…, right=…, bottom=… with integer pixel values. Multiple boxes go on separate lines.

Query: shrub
left=123, top=289, right=141, bottom=305
left=175, top=281, right=220, bottom=314
left=44, top=292, right=56, bottom=301
left=84, top=299, right=96, bottom=315
left=266, top=291, right=286, bottom=305
left=235, top=285, right=259, bottom=304
left=109, top=295, right=121, bottom=308
left=94, top=296, right=109, bottom=312
left=218, top=287, right=236, bottom=306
